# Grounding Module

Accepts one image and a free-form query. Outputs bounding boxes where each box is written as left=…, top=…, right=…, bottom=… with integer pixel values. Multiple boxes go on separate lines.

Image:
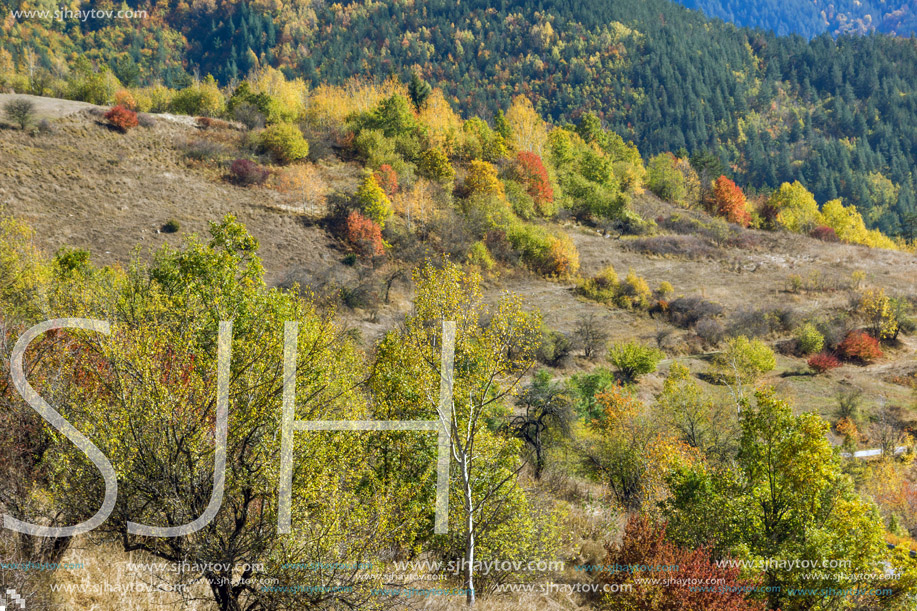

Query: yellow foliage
left=821, top=198, right=897, bottom=250
left=417, top=88, right=463, bottom=155
left=305, top=77, right=408, bottom=128
left=247, top=66, right=308, bottom=122
left=505, top=95, right=547, bottom=156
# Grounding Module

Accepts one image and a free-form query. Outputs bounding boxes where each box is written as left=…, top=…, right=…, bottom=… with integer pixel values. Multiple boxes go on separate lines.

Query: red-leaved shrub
left=229, top=159, right=269, bottom=186
left=808, top=352, right=842, bottom=373
left=104, top=105, right=139, bottom=132
left=374, top=164, right=399, bottom=198
left=513, top=151, right=555, bottom=215
left=600, top=515, right=766, bottom=611
left=712, top=175, right=751, bottom=227
left=345, top=211, right=384, bottom=257
left=837, top=330, right=883, bottom=363
left=810, top=225, right=839, bottom=242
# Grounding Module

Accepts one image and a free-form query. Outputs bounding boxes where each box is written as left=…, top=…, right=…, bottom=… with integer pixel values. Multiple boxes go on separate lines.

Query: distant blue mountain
left=675, top=0, right=917, bottom=38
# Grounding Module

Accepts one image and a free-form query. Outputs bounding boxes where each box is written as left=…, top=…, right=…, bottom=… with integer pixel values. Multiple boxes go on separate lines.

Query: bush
left=355, top=172, right=392, bottom=227
left=537, top=327, right=573, bottom=367
left=232, top=102, right=266, bottom=130
left=512, top=151, right=554, bottom=215
left=808, top=352, right=841, bottom=374
left=668, top=297, right=724, bottom=328
left=182, top=138, right=228, bottom=162
left=506, top=223, right=579, bottom=278
left=344, top=211, right=385, bottom=257
left=794, top=322, right=825, bottom=355
left=810, top=225, right=839, bottom=242
left=161, top=219, right=181, bottom=234
left=711, top=175, right=751, bottom=227
left=113, top=89, right=137, bottom=110
left=695, top=317, right=725, bottom=345
left=3, top=97, right=35, bottom=129
left=229, top=159, right=270, bottom=186
left=104, top=105, right=139, bottom=132
left=417, top=148, right=455, bottom=182
left=257, top=122, right=309, bottom=164
left=646, top=153, right=687, bottom=205
left=466, top=241, right=496, bottom=270
left=374, top=164, right=399, bottom=198
left=714, top=336, right=776, bottom=383
left=837, top=330, right=883, bottom=363
left=608, top=341, right=665, bottom=380
left=578, top=265, right=619, bottom=303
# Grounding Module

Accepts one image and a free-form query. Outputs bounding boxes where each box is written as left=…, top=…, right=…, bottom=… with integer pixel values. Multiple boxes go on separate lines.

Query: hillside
left=3, top=0, right=917, bottom=235
left=2, top=56, right=917, bottom=611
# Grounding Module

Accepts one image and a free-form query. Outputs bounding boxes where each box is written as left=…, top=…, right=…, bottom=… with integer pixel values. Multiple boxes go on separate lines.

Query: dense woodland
left=3, top=0, right=917, bottom=235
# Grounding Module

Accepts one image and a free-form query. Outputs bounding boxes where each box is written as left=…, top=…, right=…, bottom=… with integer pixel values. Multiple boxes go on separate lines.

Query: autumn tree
left=767, top=181, right=821, bottom=233
left=356, top=170, right=392, bottom=227
left=711, top=175, right=751, bottom=227
left=511, top=151, right=555, bottom=215
left=505, top=95, right=548, bottom=156
left=41, top=217, right=402, bottom=610
left=370, top=262, right=554, bottom=605
left=507, top=370, right=574, bottom=479
left=664, top=389, right=891, bottom=611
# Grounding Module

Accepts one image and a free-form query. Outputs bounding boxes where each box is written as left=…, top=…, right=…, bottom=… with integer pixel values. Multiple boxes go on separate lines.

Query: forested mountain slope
left=2, top=0, right=917, bottom=234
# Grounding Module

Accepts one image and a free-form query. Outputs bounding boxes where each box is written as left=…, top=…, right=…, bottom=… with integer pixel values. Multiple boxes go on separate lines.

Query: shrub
left=417, top=148, right=455, bottom=182
left=578, top=265, right=620, bottom=303
left=257, top=122, right=309, bottom=164
left=374, top=164, right=399, bottom=198
left=464, top=159, right=504, bottom=199
left=608, top=341, right=665, bottom=380
left=711, top=175, right=751, bottom=227
left=714, top=336, right=776, bottom=383
left=506, top=223, right=579, bottom=278
left=355, top=172, right=392, bottom=228
left=344, top=211, right=385, bottom=257
left=794, top=322, right=825, bottom=355
left=512, top=151, right=554, bottom=215
left=808, top=352, right=841, bottom=374
left=104, top=105, right=139, bottom=132
left=810, top=225, right=839, bottom=242
left=229, top=159, right=269, bottom=186
left=617, top=269, right=652, bottom=309
left=182, top=138, right=227, bottom=162
left=466, top=241, right=496, bottom=270
left=668, top=297, right=724, bottom=328
left=695, top=317, right=725, bottom=345
left=232, top=102, right=266, bottom=130
left=537, top=327, right=573, bottom=367
left=161, top=219, right=181, bottom=234
left=113, top=89, right=137, bottom=110
left=837, top=330, right=883, bottom=363
left=646, top=153, right=687, bottom=205
left=573, top=313, right=608, bottom=360
left=3, top=98, right=35, bottom=129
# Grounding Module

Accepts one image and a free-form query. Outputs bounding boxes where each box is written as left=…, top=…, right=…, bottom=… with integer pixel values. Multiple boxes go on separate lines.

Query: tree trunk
left=462, top=458, right=475, bottom=607
left=209, top=573, right=242, bottom=611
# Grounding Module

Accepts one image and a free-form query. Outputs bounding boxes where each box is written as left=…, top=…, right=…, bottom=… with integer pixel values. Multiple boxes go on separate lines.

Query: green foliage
left=355, top=171, right=392, bottom=227
left=608, top=341, right=664, bottom=380
left=578, top=265, right=652, bottom=309
left=664, top=390, right=889, bottom=611
left=257, top=122, right=309, bottom=164
left=646, top=153, right=687, bottom=205
left=567, top=368, right=618, bottom=422
left=2, top=98, right=35, bottom=129
left=768, top=181, right=822, bottom=233
left=713, top=336, right=777, bottom=384
left=794, top=322, right=825, bottom=355
left=168, top=76, right=225, bottom=117
left=417, top=148, right=455, bottom=182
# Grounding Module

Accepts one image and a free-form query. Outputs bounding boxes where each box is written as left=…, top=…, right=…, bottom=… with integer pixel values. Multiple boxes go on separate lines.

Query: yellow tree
left=505, top=95, right=548, bottom=156
left=370, top=261, right=552, bottom=606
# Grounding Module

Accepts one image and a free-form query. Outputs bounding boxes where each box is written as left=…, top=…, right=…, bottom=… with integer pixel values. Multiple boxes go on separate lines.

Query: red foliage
left=810, top=225, right=839, bottom=242
left=807, top=352, right=842, bottom=374
left=345, top=211, right=385, bottom=257
left=374, top=164, right=399, bottom=198
left=600, top=515, right=766, bottom=611
left=229, top=159, right=270, bottom=186
left=514, top=151, right=554, bottom=212
left=712, top=176, right=751, bottom=227
left=104, top=105, right=139, bottom=132
left=837, top=330, right=883, bottom=363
